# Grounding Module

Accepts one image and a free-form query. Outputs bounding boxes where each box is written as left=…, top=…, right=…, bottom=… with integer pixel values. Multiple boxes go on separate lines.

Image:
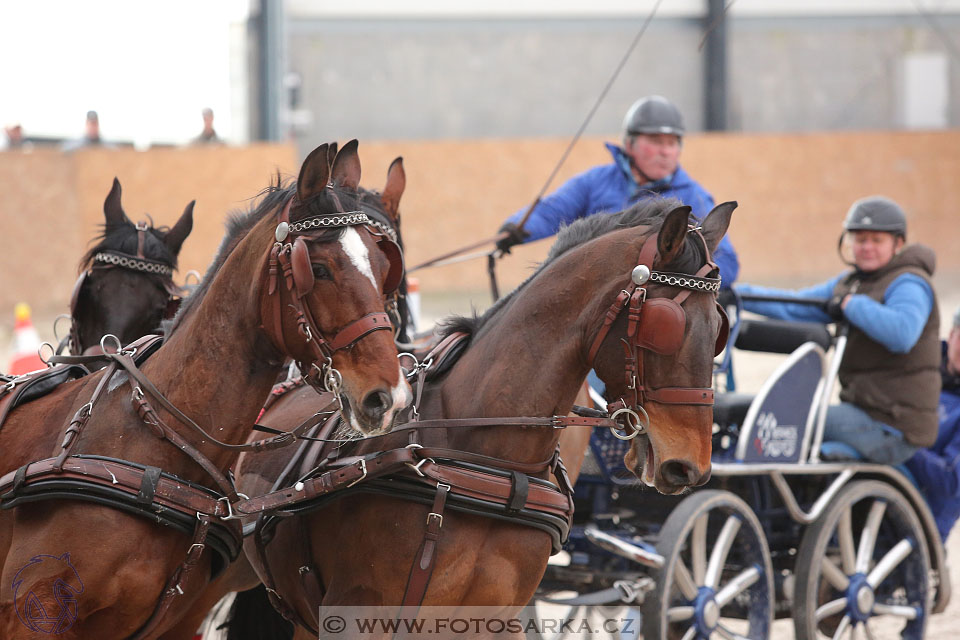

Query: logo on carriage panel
left=752, top=411, right=798, bottom=458
left=12, top=552, right=84, bottom=634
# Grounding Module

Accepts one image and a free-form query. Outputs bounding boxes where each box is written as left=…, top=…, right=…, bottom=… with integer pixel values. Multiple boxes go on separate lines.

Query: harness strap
left=401, top=482, right=450, bottom=610
left=52, top=360, right=118, bottom=471
left=131, top=515, right=212, bottom=639
left=0, top=456, right=234, bottom=519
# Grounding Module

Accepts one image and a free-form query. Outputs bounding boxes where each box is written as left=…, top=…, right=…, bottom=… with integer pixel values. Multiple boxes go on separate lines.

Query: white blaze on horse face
left=339, top=227, right=378, bottom=291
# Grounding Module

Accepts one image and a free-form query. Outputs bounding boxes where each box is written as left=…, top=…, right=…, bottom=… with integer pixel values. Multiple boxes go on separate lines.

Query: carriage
left=533, top=293, right=951, bottom=640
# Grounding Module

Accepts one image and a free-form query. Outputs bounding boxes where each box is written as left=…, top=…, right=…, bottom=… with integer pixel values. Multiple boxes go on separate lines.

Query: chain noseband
left=260, top=193, right=397, bottom=400
left=587, top=227, right=722, bottom=440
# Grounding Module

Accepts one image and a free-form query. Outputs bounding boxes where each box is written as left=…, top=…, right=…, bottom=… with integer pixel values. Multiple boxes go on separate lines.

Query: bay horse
left=223, top=198, right=735, bottom=636
left=0, top=140, right=411, bottom=638
left=156, top=150, right=411, bottom=640
left=68, top=177, right=194, bottom=355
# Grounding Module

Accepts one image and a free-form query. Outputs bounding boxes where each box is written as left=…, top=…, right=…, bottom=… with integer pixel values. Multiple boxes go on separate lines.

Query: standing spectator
left=62, top=110, right=112, bottom=151
left=906, top=306, right=960, bottom=543
left=495, top=95, right=739, bottom=288
left=1, top=124, right=26, bottom=151
left=192, top=107, right=221, bottom=145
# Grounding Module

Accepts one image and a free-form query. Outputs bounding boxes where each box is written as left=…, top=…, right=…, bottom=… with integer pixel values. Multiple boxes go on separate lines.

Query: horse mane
left=441, top=197, right=705, bottom=338
left=78, top=214, right=177, bottom=272
left=165, top=175, right=360, bottom=334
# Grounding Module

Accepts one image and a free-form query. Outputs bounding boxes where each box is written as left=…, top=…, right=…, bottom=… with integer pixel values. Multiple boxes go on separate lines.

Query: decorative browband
left=288, top=212, right=370, bottom=234
left=93, top=252, right=173, bottom=277
left=649, top=271, right=721, bottom=293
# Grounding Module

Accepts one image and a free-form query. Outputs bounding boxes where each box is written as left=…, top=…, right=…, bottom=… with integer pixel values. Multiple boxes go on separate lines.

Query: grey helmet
left=843, top=196, right=907, bottom=238
left=622, top=95, right=685, bottom=137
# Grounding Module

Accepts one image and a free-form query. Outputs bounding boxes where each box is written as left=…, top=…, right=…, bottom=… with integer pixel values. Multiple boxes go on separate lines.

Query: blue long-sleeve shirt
left=736, top=273, right=934, bottom=354
left=504, top=142, right=739, bottom=288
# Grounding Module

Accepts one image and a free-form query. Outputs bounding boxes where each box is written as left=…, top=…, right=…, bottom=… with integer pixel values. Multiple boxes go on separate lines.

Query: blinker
left=275, top=222, right=290, bottom=242
left=631, top=265, right=651, bottom=285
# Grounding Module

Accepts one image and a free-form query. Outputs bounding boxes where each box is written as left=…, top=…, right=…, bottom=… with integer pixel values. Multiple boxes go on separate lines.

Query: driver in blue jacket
left=906, top=306, right=960, bottom=543
left=496, top=95, right=739, bottom=288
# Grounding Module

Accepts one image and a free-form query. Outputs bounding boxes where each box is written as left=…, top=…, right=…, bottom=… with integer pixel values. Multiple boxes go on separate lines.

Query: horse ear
left=700, top=201, right=736, bottom=255
left=165, top=200, right=195, bottom=256
left=657, top=205, right=692, bottom=265
left=296, top=143, right=331, bottom=202
left=326, top=142, right=338, bottom=170
left=104, top=177, right=130, bottom=227
left=330, top=139, right=361, bottom=191
left=381, top=156, right=405, bottom=221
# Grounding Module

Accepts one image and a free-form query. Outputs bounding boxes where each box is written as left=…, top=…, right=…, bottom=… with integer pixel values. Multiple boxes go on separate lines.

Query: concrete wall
left=284, top=13, right=960, bottom=153
left=1, top=131, right=958, bottom=324
left=0, top=144, right=298, bottom=317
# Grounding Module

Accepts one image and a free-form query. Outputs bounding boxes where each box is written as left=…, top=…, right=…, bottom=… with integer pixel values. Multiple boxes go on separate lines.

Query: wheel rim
left=650, top=491, right=773, bottom=640
left=795, top=481, right=929, bottom=640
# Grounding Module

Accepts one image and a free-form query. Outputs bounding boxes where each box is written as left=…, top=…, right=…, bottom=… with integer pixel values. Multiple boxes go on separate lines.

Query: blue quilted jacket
left=504, top=142, right=739, bottom=287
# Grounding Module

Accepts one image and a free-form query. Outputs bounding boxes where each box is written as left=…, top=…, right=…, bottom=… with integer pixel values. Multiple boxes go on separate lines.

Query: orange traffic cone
left=8, top=302, right=46, bottom=375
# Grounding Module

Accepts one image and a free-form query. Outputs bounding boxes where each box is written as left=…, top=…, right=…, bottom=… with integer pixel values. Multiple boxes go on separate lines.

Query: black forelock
left=79, top=216, right=177, bottom=272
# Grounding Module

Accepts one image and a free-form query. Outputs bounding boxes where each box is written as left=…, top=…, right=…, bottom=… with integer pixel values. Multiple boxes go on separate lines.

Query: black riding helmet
left=622, top=95, right=685, bottom=138
left=837, top=196, right=908, bottom=267
left=843, top=196, right=908, bottom=238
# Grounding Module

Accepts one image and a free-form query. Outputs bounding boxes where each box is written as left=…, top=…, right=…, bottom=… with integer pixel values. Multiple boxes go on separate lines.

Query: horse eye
left=312, top=263, right=332, bottom=280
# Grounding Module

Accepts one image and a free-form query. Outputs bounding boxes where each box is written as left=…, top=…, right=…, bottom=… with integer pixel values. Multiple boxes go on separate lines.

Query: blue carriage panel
left=735, top=342, right=826, bottom=463
left=585, top=427, right=638, bottom=485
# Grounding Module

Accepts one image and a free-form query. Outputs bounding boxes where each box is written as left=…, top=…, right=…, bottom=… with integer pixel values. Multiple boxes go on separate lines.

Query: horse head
left=72, top=178, right=193, bottom=354
left=262, top=140, right=411, bottom=434
left=590, top=201, right=735, bottom=494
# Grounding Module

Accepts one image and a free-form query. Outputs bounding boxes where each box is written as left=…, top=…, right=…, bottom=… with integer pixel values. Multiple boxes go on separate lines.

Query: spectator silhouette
left=1, top=124, right=27, bottom=151
left=62, top=110, right=113, bottom=151
left=192, top=107, right=222, bottom=145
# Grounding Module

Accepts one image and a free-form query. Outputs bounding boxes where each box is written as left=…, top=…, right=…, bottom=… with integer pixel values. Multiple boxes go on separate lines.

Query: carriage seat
left=713, top=392, right=755, bottom=427
left=819, top=441, right=919, bottom=487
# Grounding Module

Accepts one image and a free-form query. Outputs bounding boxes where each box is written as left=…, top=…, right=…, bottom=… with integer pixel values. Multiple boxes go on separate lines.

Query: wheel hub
left=845, top=573, right=874, bottom=622
left=694, top=587, right=720, bottom=633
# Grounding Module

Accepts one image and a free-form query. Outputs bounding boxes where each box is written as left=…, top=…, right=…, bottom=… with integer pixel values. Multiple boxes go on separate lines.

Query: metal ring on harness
left=100, top=334, right=122, bottom=355
left=609, top=406, right=649, bottom=441
left=38, top=342, right=55, bottom=366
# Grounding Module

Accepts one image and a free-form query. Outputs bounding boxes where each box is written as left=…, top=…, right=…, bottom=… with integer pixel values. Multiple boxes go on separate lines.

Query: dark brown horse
left=223, top=198, right=735, bottom=636
left=0, top=140, right=410, bottom=638
left=68, top=178, right=194, bottom=355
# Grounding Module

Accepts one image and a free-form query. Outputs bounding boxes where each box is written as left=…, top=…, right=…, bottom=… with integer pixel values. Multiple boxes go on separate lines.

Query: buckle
left=217, top=496, right=241, bottom=521
left=346, top=459, right=368, bottom=487
left=426, top=512, right=443, bottom=528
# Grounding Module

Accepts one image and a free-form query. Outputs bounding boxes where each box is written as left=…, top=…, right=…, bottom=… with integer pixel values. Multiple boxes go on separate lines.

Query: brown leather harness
left=232, top=227, right=728, bottom=630
left=587, top=227, right=727, bottom=438
left=260, top=195, right=401, bottom=394
left=0, top=194, right=404, bottom=638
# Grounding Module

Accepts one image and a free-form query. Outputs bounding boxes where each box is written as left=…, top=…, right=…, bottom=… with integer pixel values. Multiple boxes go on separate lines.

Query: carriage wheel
left=793, top=479, right=929, bottom=640
left=642, top=490, right=773, bottom=640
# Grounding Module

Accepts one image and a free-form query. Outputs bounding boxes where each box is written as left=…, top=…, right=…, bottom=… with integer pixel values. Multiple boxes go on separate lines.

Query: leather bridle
left=66, top=222, right=184, bottom=356
left=259, top=192, right=402, bottom=396
left=586, top=226, right=727, bottom=439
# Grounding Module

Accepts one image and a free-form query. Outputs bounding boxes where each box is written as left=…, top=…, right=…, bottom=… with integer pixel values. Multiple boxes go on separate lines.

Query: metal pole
left=257, top=0, right=285, bottom=141
left=704, top=0, right=728, bottom=131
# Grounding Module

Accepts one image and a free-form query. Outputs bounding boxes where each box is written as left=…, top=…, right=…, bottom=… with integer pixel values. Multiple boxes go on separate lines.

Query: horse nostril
left=660, top=459, right=700, bottom=487
left=361, top=390, right=392, bottom=420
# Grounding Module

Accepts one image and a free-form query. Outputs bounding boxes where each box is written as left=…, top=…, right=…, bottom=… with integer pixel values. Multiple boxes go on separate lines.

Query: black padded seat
left=735, top=319, right=832, bottom=354
left=713, top=392, right=755, bottom=426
